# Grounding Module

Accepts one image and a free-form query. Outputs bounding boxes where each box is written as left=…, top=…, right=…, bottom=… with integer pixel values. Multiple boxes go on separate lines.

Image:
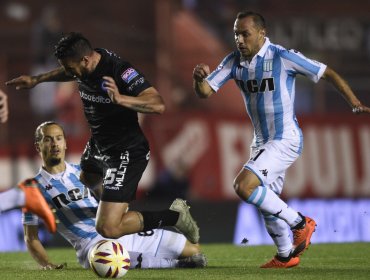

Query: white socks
left=247, top=186, right=302, bottom=228
left=261, top=211, right=292, bottom=257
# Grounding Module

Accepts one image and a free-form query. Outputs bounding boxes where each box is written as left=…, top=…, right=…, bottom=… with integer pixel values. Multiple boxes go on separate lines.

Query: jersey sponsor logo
left=121, top=68, right=139, bottom=83
left=104, top=152, right=130, bottom=188
left=241, top=78, right=275, bottom=93
left=127, top=77, right=145, bottom=92
left=51, top=187, right=91, bottom=209
left=80, top=91, right=111, bottom=104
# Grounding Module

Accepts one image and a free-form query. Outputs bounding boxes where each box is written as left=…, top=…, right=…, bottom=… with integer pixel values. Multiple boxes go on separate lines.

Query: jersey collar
left=89, top=48, right=107, bottom=79
left=240, top=37, right=270, bottom=67
left=256, top=37, right=270, bottom=58
left=39, top=161, right=71, bottom=183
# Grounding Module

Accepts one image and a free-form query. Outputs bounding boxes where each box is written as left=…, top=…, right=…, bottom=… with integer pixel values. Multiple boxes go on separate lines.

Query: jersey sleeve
left=22, top=211, right=39, bottom=226
left=116, top=62, right=152, bottom=96
left=206, top=52, right=236, bottom=92
left=280, top=49, right=327, bottom=83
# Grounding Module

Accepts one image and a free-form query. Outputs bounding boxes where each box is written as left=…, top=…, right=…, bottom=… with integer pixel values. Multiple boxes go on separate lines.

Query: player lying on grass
left=22, top=121, right=206, bottom=270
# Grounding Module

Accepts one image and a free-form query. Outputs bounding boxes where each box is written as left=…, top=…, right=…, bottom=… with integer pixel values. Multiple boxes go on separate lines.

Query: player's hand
left=352, top=104, right=370, bottom=114
left=5, top=75, right=38, bottom=90
left=193, top=64, right=210, bottom=82
left=0, top=90, right=9, bottom=123
left=41, top=262, right=67, bottom=270
left=102, top=76, right=121, bottom=103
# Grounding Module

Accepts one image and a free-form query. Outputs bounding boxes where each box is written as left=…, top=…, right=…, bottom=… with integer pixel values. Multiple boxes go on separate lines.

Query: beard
left=48, top=157, right=62, bottom=166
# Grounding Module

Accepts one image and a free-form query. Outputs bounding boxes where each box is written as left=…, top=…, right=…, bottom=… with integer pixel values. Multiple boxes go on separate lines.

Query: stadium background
left=0, top=0, right=369, bottom=251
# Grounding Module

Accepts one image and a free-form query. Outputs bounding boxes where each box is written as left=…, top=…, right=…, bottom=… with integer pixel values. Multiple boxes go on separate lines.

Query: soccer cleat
left=291, top=213, right=316, bottom=257
left=169, top=198, right=200, bottom=244
left=260, top=255, right=300, bottom=268
left=177, top=253, right=208, bottom=268
left=18, top=179, right=56, bottom=233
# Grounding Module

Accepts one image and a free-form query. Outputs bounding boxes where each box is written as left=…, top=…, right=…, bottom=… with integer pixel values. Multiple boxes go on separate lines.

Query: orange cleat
left=260, top=255, right=300, bottom=268
left=291, top=214, right=316, bottom=257
left=18, top=179, right=56, bottom=233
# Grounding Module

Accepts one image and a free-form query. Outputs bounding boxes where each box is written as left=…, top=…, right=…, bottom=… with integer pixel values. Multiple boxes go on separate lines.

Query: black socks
left=141, top=209, right=179, bottom=231
left=291, top=212, right=306, bottom=230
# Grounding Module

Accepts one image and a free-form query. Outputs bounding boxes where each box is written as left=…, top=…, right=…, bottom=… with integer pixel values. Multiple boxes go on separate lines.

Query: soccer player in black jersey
left=6, top=32, right=199, bottom=243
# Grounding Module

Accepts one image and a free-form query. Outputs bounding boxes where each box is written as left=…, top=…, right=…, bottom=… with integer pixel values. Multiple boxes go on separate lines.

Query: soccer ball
left=89, top=240, right=130, bottom=278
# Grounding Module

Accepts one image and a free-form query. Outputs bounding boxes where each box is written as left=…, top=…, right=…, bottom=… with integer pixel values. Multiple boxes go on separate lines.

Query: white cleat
left=169, top=198, right=200, bottom=244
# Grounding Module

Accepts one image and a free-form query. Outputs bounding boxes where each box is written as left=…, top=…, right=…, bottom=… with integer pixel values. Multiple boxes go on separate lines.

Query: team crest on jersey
left=121, top=68, right=139, bottom=83
left=263, top=60, right=273, bottom=72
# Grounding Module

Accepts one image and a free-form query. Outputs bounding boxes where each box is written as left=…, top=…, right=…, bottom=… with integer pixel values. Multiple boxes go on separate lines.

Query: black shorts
left=80, top=138, right=150, bottom=203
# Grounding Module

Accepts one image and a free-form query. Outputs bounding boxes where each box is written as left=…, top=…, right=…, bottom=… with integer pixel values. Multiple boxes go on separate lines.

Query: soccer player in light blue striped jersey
left=193, top=11, right=370, bottom=268
left=22, top=121, right=206, bottom=270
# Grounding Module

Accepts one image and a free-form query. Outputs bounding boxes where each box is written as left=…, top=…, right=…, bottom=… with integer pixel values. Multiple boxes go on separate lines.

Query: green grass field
left=1, top=243, right=369, bottom=279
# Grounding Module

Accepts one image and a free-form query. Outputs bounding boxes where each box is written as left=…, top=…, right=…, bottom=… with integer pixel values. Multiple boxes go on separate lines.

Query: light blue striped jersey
left=22, top=162, right=99, bottom=251
left=206, top=37, right=327, bottom=148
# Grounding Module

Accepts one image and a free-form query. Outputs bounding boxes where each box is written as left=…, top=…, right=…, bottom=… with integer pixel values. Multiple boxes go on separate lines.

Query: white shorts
left=245, top=138, right=301, bottom=195
left=80, top=229, right=186, bottom=269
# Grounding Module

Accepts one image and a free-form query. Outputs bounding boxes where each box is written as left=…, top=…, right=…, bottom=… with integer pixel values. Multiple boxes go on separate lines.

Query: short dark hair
left=236, top=11, right=266, bottom=30
left=54, top=32, right=93, bottom=60
left=35, top=121, right=65, bottom=144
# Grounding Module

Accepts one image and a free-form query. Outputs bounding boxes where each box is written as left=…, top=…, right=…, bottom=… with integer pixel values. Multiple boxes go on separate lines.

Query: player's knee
left=233, top=178, right=257, bottom=200
left=96, top=223, right=120, bottom=239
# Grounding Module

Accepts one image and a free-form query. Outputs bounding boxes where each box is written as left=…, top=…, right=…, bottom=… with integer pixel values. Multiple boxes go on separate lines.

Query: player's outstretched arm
left=102, top=76, right=165, bottom=114
left=0, top=89, right=9, bottom=123
left=23, top=225, right=66, bottom=270
left=322, top=67, right=370, bottom=114
left=193, top=63, right=215, bottom=98
left=5, top=67, right=74, bottom=90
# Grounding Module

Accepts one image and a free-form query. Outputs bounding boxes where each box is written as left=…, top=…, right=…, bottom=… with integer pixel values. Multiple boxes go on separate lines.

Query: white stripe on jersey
left=23, top=162, right=99, bottom=251
left=206, top=37, right=327, bottom=149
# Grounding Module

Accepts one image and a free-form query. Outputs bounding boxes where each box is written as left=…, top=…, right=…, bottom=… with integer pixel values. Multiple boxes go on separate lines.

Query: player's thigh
left=234, top=167, right=262, bottom=190
left=96, top=200, right=129, bottom=225
left=245, top=139, right=300, bottom=186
